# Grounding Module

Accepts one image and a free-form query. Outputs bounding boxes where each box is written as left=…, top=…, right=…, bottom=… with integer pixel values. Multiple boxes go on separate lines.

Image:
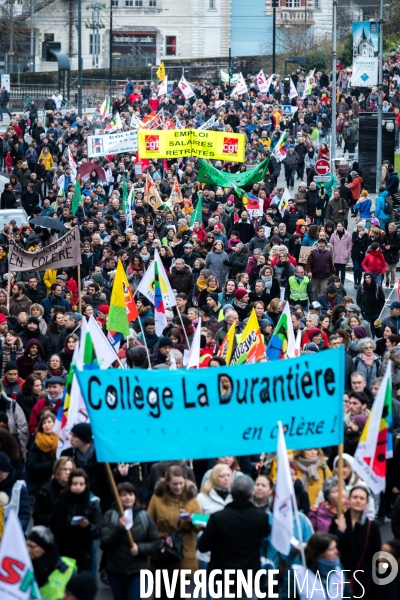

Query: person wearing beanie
left=64, top=572, right=97, bottom=600
left=352, top=326, right=368, bottom=340
left=101, top=482, right=160, bottom=597
left=317, top=282, right=339, bottom=316
left=149, top=336, right=173, bottom=367
left=232, top=288, right=250, bottom=322
left=19, top=316, right=52, bottom=360
left=0, top=451, right=30, bottom=531
left=27, top=525, right=77, bottom=598
left=1, top=360, right=23, bottom=400
left=51, top=468, right=102, bottom=571
left=354, top=190, right=372, bottom=229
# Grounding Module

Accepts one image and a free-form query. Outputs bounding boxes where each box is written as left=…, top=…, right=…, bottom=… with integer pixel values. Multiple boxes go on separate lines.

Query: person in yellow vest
left=43, top=269, right=57, bottom=293
left=27, top=526, right=77, bottom=600
left=285, top=265, right=313, bottom=309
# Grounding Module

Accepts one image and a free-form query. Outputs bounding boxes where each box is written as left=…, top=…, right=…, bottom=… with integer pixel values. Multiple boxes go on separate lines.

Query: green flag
left=121, top=176, right=128, bottom=213
left=72, top=181, right=81, bottom=216
left=190, top=194, right=203, bottom=226
left=197, top=157, right=269, bottom=188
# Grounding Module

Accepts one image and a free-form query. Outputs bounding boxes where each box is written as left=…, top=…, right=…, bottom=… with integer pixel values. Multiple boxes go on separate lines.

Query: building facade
left=25, top=0, right=230, bottom=73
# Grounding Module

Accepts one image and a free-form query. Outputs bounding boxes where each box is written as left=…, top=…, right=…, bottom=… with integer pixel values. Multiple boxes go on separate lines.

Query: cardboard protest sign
left=9, top=227, right=81, bottom=272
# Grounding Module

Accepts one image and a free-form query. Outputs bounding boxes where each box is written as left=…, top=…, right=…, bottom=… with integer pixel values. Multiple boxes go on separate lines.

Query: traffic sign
left=315, top=159, right=330, bottom=175
left=313, top=175, right=331, bottom=182
left=282, top=105, right=292, bottom=115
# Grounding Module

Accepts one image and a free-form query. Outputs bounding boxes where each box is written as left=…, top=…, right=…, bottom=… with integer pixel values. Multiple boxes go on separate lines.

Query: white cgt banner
left=178, top=75, right=195, bottom=99
left=87, top=130, right=138, bottom=157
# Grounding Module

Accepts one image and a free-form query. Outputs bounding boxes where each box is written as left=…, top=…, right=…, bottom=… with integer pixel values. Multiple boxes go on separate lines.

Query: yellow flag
left=156, top=62, right=166, bottom=81
left=218, top=322, right=236, bottom=366
left=107, top=260, right=130, bottom=337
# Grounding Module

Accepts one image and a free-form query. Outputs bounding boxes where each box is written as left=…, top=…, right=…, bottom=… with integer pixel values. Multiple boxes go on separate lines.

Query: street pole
left=228, top=46, right=231, bottom=92
left=376, top=0, right=384, bottom=193
left=77, top=0, right=83, bottom=117
left=9, top=0, right=14, bottom=73
left=109, top=0, right=113, bottom=95
left=331, top=0, right=337, bottom=171
left=272, top=4, right=276, bottom=74
left=30, top=0, right=34, bottom=72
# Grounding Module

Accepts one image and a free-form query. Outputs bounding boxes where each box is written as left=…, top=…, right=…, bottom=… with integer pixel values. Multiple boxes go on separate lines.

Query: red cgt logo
left=145, top=135, right=159, bottom=151
left=222, top=137, right=238, bottom=155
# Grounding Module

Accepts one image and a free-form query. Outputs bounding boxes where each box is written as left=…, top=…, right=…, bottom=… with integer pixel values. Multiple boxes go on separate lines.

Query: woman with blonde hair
left=267, top=298, right=284, bottom=326
left=196, top=464, right=233, bottom=568
left=293, top=449, right=332, bottom=506
left=30, top=304, right=47, bottom=334
left=33, top=456, right=75, bottom=526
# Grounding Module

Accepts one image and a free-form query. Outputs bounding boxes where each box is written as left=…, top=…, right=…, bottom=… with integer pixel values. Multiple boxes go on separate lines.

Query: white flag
left=130, top=112, right=145, bottom=129
left=271, top=422, right=294, bottom=556
left=257, top=69, right=269, bottom=93
left=68, top=147, right=77, bottom=178
left=278, top=187, right=292, bottom=215
left=198, top=115, right=216, bottom=130
left=231, top=72, right=248, bottom=96
left=137, top=248, right=176, bottom=308
left=283, top=301, right=297, bottom=359
left=0, top=510, right=40, bottom=600
left=125, top=187, right=134, bottom=229
left=289, top=77, right=298, bottom=99
left=158, top=76, right=168, bottom=97
left=186, top=318, right=202, bottom=369
left=178, top=75, right=195, bottom=99
left=220, top=70, right=239, bottom=84
left=353, top=361, right=392, bottom=494
left=87, top=315, right=119, bottom=369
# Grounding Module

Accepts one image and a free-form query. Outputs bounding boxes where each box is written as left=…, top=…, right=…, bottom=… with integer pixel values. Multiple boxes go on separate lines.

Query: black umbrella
left=30, top=216, right=66, bottom=231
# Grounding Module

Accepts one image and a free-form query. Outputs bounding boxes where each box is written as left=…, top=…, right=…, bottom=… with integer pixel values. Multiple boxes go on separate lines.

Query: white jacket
left=196, top=488, right=232, bottom=563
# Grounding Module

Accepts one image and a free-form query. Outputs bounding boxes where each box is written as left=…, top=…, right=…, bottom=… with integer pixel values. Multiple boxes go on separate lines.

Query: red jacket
left=149, top=98, right=160, bottom=111
left=66, top=277, right=78, bottom=304
left=362, top=250, right=386, bottom=275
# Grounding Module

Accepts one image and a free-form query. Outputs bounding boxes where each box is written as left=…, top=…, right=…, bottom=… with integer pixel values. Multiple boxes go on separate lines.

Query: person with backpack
left=356, top=271, right=385, bottom=337
left=374, top=186, right=392, bottom=229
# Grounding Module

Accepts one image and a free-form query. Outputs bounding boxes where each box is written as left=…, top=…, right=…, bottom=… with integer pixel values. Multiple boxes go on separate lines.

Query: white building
left=27, top=0, right=230, bottom=73
left=265, top=0, right=333, bottom=43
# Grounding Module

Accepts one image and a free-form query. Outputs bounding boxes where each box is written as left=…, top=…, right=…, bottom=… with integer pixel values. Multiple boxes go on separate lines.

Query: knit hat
left=296, top=219, right=307, bottom=226
left=207, top=292, right=219, bottom=303
left=27, top=316, right=40, bottom=326
left=4, top=361, right=18, bottom=373
left=260, top=317, right=274, bottom=328
left=304, top=342, right=319, bottom=352
left=0, top=452, right=12, bottom=473
left=308, top=328, right=322, bottom=340
left=97, top=304, right=109, bottom=314
left=158, top=337, right=173, bottom=349
left=91, top=272, right=104, bottom=285
left=234, top=289, right=249, bottom=302
left=353, top=326, right=368, bottom=339
left=222, top=304, right=234, bottom=314
left=32, top=358, right=48, bottom=371
left=356, top=220, right=366, bottom=230
left=370, top=217, right=380, bottom=227
left=27, top=526, right=55, bottom=552
left=325, top=283, right=338, bottom=294
left=351, top=414, right=368, bottom=433
left=71, top=423, right=92, bottom=444
left=361, top=190, right=368, bottom=197
left=65, top=572, right=98, bottom=600
left=0, top=314, right=7, bottom=324
left=199, top=305, right=213, bottom=316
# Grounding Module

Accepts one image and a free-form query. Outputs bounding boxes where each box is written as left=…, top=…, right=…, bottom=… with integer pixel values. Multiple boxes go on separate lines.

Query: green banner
left=197, top=158, right=269, bottom=188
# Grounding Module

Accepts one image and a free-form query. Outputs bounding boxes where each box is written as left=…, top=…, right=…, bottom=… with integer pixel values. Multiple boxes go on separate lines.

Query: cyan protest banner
left=76, top=349, right=344, bottom=462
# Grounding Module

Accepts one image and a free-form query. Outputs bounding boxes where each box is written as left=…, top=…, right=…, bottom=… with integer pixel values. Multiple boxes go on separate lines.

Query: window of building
left=314, top=0, right=319, bottom=6
left=166, top=35, right=176, bottom=56
left=125, top=0, right=133, bottom=5
left=149, top=0, right=157, bottom=5
left=209, top=0, right=216, bottom=8
left=111, top=0, right=118, bottom=6
left=90, top=33, right=100, bottom=54
left=285, top=0, right=299, bottom=6
left=135, top=0, right=143, bottom=5
left=44, top=33, right=54, bottom=41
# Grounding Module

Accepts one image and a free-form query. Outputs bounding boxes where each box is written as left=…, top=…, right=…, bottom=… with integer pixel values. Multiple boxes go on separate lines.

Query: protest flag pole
left=77, top=263, right=82, bottom=314
left=137, top=317, right=153, bottom=369
left=6, top=267, right=10, bottom=311
left=337, top=442, right=344, bottom=516
left=104, top=462, right=135, bottom=548
left=177, top=306, right=190, bottom=349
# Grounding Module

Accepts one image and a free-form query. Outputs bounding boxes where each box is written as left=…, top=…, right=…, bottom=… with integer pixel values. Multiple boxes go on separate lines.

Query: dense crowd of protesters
left=0, top=56, right=400, bottom=599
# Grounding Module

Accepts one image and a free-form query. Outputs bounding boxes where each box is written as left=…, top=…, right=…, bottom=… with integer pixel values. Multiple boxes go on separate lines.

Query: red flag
left=124, top=283, right=138, bottom=322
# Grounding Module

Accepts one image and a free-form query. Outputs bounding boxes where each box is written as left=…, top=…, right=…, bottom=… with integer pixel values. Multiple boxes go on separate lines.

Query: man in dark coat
left=167, top=258, right=193, bottom=298
left=197, top=476, right=270, bottom=592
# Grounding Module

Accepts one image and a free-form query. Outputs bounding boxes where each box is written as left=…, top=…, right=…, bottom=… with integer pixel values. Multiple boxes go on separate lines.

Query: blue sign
left=282, top=105, right=292, bottom=115
left=76, top=349, right=344, bottom=462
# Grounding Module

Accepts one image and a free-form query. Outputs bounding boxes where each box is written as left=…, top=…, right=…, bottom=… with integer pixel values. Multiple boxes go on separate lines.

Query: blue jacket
left=386, top=171, right=399, bottom=195
left=41, top=294, right=70, bottom=322
left=354, top=198, right=372, bottom=219
left=301, top=233, right=319, bottom=247
left=125, top=81, right=134, bottom=96
left=374, top=190, right=390, bottom=223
